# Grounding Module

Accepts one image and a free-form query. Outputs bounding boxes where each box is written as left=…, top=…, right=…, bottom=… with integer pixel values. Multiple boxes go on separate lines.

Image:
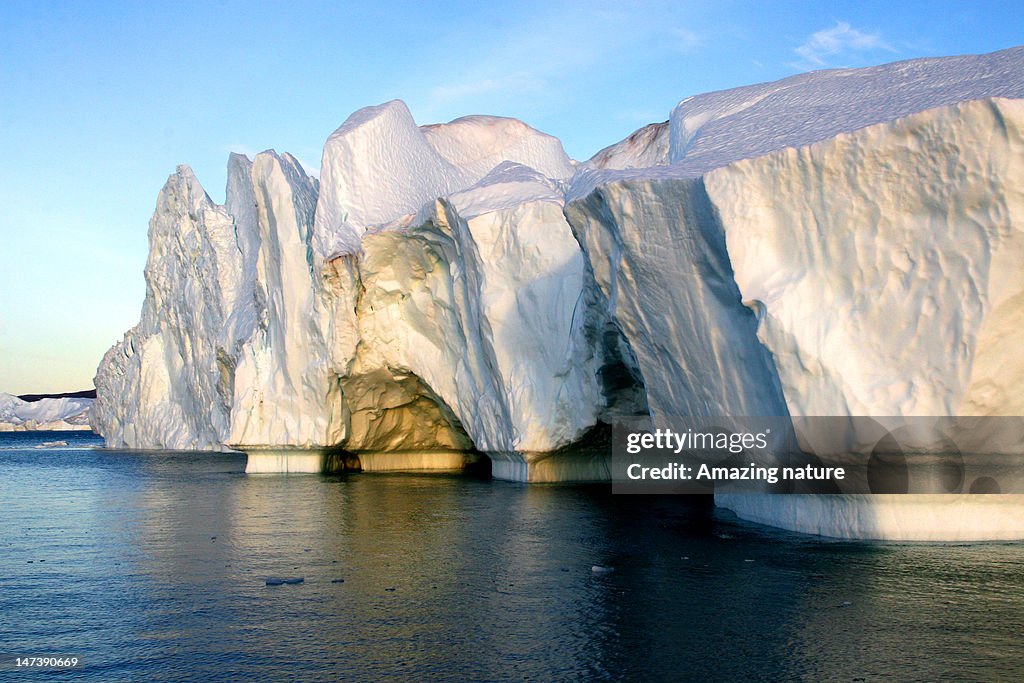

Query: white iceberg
left=0, top=392, right=93, bottom=431
left=93, top=102, right=640, bottom=482
left=92, top=46, right=1024, bottom=538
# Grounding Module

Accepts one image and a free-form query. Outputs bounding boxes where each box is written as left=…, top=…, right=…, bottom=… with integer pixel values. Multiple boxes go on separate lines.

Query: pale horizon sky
left=1, top=0, right=1021, bottom=393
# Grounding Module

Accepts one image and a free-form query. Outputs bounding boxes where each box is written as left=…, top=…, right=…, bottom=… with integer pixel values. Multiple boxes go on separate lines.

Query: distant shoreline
left=16, top=390, right=96, bottom=403
left=0, top=425, right=94, bottom=433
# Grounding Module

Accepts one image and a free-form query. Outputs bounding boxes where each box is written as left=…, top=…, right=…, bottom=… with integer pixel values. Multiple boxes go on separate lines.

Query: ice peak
left=584, top=121, right=670, bottom=170
left=421, top=114, right=576, bottom=180
left=311, top=101, right=576, bottom=259
left=327, top=99, right=417, bottom=141
left=163, top=164, right=216, bottom=217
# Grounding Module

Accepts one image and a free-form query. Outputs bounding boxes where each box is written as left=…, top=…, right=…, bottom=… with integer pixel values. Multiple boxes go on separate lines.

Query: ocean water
left=2, top=431, right=1023, bottom=682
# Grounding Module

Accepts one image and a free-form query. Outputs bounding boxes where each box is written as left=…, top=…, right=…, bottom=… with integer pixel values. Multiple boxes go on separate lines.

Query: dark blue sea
left=2, top=430, right=1023, bottom=681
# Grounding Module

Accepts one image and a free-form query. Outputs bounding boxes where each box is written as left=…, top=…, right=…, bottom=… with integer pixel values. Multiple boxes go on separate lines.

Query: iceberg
left=0, top=392, right=93, bottom=431
left=93, top=46, right=1024, bottom=538
left=93, top=101, right=642, bottom=481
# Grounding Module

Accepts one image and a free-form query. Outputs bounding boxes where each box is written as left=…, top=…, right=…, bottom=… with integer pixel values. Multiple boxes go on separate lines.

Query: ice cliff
left=0, top=393, right=93, bottom=431
left=94, top=47, right=1024, bottom=539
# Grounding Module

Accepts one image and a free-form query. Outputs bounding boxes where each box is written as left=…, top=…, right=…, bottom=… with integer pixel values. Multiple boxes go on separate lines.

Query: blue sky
left=1, top=0, right=1021, bottom=393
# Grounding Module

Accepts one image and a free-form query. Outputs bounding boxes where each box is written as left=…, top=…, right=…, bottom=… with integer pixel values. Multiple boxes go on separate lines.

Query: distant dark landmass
left=18, top=389, right=97, bottom=402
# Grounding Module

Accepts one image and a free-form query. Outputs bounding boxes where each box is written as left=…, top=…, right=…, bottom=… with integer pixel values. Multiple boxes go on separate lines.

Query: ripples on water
left=1, top=431, right=1022, bottom=681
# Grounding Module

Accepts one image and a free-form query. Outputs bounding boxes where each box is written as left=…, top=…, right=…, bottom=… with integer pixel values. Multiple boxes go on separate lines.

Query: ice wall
left=226, top=151, right=344, bottom=448
left=564, top=175, right=789, bottom=422
left=707, top=98, right=1024, bottom=419
left=717, top=494, right=1024, bottom=541
left=703, top=98, right=1024, bottom=539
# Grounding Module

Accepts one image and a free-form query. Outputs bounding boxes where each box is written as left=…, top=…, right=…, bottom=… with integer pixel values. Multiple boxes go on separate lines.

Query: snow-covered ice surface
left=566, top=46, right=1024, bottom=202
left=94, top=46, right=1024, bottom=538
left=668, top=46, right=1024, bottom=169
left=0, top=393, right=93, bottom=431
